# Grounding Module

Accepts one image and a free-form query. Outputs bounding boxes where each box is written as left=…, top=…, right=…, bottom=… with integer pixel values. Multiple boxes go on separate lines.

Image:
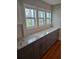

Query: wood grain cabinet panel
left=18, top=41, right=41, bottom=59
left=32, top=41, right=40, bottom=59
left=18, top=44, right=34, bottom=59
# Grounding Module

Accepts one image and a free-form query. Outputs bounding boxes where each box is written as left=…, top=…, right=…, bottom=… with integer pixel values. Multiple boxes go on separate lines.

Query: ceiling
left=42, top=0, right=61, bottom=5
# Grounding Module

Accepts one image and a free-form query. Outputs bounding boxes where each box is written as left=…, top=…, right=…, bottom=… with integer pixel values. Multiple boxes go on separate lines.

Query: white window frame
left=38, top=10, right=46, bottom=26
left=46, top=11, right=51, bottom=25
left=24, top=4, right=37, bottom=29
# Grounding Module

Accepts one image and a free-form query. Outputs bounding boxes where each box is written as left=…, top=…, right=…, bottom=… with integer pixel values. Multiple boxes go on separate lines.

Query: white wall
left=52, top=4, right=61, bottom=40
left=52, top=4, right=61, bottom=28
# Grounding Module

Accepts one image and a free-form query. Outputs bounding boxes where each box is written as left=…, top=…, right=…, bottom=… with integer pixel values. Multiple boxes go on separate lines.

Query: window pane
left=46, top=12, right=51, bottom=24
left=25, top=8, right=36, bottom=17
left=38, top=11, right=45, bottom=18
left=39, top=19, right=44, bottom=26
left=46, top=19, right=51, bottom=24
left=25, top=8, right=36, bottom=28
left=38, top=11, right=45, bottom=26
left=26, top=19, right=35, bottom=27
left=46, top=12, right=51, bottom=18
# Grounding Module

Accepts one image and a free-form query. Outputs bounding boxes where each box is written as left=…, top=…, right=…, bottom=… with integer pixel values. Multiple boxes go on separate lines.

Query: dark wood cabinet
left=18, top=41, right=41, bottom=59
left=17, top=29, right=60, bottom=59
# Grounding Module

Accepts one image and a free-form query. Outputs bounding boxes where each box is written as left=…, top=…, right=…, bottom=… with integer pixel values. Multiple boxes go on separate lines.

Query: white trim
left=24, top=4, right=37, bottom=9
left=24, top=4, right=51, bottom=12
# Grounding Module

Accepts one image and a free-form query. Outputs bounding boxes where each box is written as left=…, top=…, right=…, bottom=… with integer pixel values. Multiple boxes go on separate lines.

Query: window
left=38, top=11, right=45, bottom=26
left=25, top=8, right=36, bottom=28
left=24, top=6, right=52, bottom=29
left=46, top=12, right=51, bottom=24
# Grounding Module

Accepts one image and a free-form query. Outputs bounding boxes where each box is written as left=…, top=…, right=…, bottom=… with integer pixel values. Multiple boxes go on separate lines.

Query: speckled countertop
left=17, top=27, right=60, bottom=50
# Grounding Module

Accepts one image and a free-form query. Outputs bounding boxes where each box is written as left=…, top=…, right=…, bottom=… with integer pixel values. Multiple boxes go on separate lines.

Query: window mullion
left=45, top=11, right=47, bottom=24
left=36, top=9, right=39, bottom=27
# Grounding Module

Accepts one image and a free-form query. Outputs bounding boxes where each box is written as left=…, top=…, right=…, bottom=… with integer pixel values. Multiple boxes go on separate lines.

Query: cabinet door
left=18, top=44, right=35, bottom=59
left=39, top=37, right=48, bottom=57
left=48, top=31, right=57, bottom=45
left=18, top=41, right=40, bottom=59
left=33, top=41, right=40, bottom=59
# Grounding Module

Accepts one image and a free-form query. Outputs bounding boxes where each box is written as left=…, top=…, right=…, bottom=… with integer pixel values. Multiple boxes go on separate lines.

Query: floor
left=41, top=40, right=61, bottom=59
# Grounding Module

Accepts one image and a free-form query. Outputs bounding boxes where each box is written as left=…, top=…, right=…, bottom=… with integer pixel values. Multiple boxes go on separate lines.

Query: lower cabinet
left=18, top=41, right=40, bottom=59
left=17, top=29, right=60, bottom=59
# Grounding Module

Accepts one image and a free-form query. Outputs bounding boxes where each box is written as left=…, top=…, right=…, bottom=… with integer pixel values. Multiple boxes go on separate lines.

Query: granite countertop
left=17, top=27, right=60, bottom=50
